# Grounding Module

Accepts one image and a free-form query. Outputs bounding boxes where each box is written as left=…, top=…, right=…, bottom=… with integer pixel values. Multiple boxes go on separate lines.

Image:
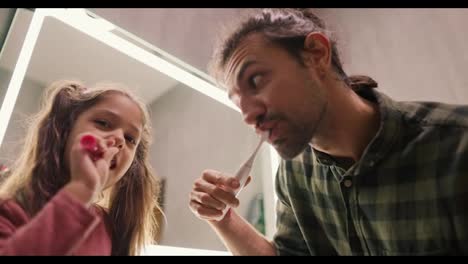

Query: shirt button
left=343, top=179, right=353, bottom=188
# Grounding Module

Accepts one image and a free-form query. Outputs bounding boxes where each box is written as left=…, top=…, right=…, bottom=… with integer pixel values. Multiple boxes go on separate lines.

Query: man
left=189, top=8, right=468, bottom=255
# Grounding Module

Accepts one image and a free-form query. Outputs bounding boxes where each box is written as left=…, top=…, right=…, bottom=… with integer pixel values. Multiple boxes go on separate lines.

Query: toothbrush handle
left=213, top=137, right=265, bottom=221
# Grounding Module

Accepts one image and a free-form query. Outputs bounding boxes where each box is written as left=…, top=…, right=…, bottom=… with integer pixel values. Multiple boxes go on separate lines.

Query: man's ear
left=302, top=32, right=332, bottom=73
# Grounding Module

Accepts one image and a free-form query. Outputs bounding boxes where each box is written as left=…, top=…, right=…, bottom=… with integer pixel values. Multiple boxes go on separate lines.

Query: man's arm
left=208, top=209, right=276, bottom=256
left=189, top=169, right=276, bottom=255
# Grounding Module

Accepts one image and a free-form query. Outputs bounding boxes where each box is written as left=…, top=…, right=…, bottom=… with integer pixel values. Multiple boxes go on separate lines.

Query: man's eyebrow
left=236, top=60, right=257, bottom=85
left=228, top=60, right=257, bottom=100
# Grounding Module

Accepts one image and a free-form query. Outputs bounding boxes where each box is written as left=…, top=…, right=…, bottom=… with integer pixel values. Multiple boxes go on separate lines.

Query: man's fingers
left=244, top=176, right=252, bottom=187
left=202, top=169, right=240, bottom=190
left=189, top=201, right=223, bottom=219
left=190, top=191, right=226, bottom=210
left=193, top=179, right=239, bottom=208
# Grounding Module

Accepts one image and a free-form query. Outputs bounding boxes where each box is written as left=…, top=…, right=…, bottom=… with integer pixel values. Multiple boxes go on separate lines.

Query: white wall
left=0, top=67, right=10, bottom=105
left=89, top=8, right=243, bottom=74
left=0, top=68, right=44, bottom=165
left=317, top=8, right=468, bottom=103
left=148, top=82, right=268, bottom=251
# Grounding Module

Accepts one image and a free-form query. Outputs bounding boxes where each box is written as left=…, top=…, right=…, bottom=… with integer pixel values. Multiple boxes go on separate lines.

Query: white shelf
left=141, top=245, right=231, bottom=256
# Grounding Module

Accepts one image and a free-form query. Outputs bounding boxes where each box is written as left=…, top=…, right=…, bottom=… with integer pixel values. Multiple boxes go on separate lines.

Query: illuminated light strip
left=0, top=9, right=47, bottom=146
left=49, top=9, right=239, bottom=112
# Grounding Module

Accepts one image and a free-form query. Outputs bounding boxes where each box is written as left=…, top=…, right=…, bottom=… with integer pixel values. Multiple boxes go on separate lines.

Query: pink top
left=0, top=189, right=112, bottom=255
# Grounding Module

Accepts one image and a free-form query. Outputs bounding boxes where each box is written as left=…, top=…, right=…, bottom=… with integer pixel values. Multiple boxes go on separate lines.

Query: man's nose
left=240, top=97, right=265, bottom=127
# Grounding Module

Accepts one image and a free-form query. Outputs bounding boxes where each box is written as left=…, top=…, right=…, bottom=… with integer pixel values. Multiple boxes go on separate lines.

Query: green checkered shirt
left=272, top=89, right=468, bottom=256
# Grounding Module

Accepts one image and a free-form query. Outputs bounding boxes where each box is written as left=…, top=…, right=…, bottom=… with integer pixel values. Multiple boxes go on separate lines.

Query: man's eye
left=249, top=74, right=263, bottom=88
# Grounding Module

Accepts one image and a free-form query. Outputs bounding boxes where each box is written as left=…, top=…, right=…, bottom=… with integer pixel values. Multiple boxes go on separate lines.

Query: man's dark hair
left=210, top=8, right=377, bottom=91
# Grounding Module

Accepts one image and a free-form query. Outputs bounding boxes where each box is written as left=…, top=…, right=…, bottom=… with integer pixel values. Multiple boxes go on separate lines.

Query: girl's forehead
left=97, top=92, right=138, bottom=109
left=90, top=93, right=145, bottom=127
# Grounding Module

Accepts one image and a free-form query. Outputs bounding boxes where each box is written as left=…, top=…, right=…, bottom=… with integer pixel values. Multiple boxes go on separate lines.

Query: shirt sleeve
left=450, top=130, right=468, bottom=254
left=0, top=188, right=102, bottom=255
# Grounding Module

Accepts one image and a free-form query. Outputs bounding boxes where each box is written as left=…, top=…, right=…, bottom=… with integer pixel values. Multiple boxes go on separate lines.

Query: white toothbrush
left=215, top=131, right=269, bottom=221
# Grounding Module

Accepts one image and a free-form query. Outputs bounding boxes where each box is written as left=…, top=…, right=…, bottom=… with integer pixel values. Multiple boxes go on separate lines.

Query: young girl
left=0, top=80, right=162, bottom=255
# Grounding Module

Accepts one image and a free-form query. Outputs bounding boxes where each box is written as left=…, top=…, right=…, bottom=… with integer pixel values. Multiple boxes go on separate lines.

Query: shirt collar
left=310, top=88, right=403, bottom=173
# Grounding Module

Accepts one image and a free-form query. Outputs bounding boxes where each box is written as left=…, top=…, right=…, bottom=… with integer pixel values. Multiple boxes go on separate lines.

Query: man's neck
left=311, top=84, right=380, bottom=163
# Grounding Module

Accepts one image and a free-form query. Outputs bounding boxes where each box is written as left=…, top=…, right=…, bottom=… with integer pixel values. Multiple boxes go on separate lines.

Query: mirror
left=0, top=8, right=278, bottom=254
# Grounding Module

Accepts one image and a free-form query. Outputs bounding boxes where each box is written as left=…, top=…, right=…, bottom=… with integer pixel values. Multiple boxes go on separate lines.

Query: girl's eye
left=125, top=135, right=137, bottom=145
left=94, top=119, right=110, bottom=128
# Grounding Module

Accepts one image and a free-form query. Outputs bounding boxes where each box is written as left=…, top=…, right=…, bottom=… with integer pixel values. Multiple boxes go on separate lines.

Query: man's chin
left=275, top=142, right=309, bottom=160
